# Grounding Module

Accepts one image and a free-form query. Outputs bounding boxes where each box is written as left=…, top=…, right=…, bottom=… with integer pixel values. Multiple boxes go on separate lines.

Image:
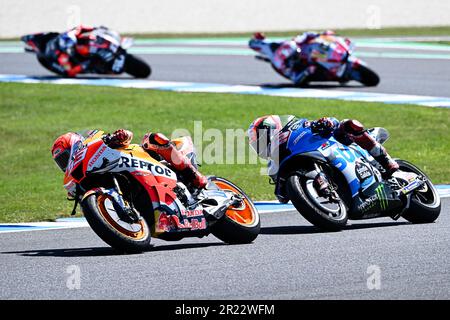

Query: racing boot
left=369, top=144, right=400, bottom=178
left=339, top=120, right=399, bottom=177
left=141, top=132, right=207, bottom=189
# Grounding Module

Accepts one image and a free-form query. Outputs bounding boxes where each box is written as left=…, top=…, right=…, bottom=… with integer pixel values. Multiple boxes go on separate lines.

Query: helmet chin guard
left=51, top=132, right=83, bottom=172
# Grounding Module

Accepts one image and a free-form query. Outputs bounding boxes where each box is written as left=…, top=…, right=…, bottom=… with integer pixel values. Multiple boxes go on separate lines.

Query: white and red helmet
left=51, top=132, right=83, bottom=172
left=247, top=115, right=290, bottom=159
left=247, top=115, right=295, bottom=159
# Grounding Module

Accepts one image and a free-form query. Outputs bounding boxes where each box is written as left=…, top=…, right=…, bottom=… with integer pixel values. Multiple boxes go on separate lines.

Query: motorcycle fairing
left=279, top=126, right=404, bottom=218
left=281, top=127, right=375, bottom=196
left=21, top=27, right=131, bottom=76
left=64, top=134, right=208, bottom=237
left=250, top=34, right=366, bottom=82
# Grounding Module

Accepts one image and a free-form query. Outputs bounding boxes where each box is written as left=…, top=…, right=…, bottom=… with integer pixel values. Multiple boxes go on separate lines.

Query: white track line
left=1, top=75, right=450, bottom=108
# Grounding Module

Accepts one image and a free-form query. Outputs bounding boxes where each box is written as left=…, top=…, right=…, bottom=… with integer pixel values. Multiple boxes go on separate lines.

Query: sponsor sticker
left=321, top=141, right=331, bottom=150
left=118, top=156, right=174, bottom=178
left=293, top=130, right=307, bottom=145
left=357, top=194, right=378, bottom=212
left=88, top=145, right=107, bottom=168
left=355, top=161, right=372, bottom=181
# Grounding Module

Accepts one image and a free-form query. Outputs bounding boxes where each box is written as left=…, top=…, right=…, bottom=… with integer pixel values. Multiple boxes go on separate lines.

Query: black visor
left=54, top=149, right=71, bottom=172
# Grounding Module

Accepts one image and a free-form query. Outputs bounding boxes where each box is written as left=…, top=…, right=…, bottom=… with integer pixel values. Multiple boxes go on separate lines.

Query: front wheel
left=124, top=54, right=151, bottom=78
left=349, top=64, right=380, bottom=87
left=80, top=189, right=152, bottom=253
left=396, top=160, right=441, bottom=223
left=209, top=177, right=260, bottom=244
left=286, top=173, right=348, bottom=231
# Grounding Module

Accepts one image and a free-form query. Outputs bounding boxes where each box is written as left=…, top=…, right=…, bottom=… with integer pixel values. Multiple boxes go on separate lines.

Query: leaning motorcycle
left=61, top=130, right=260, bottom=253
left=21, top=27, right=151, bottom=78
left=250, top=33, right=380, bottom=86
left=272, top=122, right=440, bottom=231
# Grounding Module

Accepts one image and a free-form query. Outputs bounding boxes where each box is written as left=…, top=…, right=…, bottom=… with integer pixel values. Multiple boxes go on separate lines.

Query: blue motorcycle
left=273, top=122, right=441, bottom=231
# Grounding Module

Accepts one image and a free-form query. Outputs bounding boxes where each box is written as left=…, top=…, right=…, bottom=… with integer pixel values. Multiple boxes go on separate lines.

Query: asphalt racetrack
left=1, top=198, right=449, bottom=299
left=1, top=39, right=449, bottom=97
left=0, top=39, right=449, bottom=300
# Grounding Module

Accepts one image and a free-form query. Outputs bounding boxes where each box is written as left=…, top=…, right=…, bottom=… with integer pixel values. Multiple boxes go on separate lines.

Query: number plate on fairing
left=319, top=143, right=376, bottom=197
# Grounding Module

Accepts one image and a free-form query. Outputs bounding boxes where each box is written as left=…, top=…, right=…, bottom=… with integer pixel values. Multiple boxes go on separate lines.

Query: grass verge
left=124, top=26, right=450, bottom=39
left=2, top=26, right=450, bottom=41
left=0, top=83, right=449, bottom=222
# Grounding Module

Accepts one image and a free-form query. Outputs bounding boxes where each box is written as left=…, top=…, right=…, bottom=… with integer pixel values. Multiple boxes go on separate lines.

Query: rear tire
left=124, top=54, right=151, bottom=78
left=209, top=177, right=260, bottom=244
left=81, top=192, right=152, bottom=253
left=286, top=174, right=348, bottom=231
left=396, top=160, right=441, bottom=224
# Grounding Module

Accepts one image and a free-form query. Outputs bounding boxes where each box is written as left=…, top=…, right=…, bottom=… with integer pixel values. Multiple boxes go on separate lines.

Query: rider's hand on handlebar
left=105, top=129, right=133, bottom=148
left=310, top=117, right=336, bottom=136
left=113, top=129, right=133, bottom=145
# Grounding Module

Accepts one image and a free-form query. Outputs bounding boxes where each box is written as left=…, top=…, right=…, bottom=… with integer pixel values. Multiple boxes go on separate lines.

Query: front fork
left=343, top=56, right=365, bottom=81
left=311, top=163, right=340, bottom=201
left=110, top=176, right=140, bottom=223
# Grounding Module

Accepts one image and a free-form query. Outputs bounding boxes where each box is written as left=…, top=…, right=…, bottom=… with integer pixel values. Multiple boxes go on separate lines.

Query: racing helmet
left=58, top=33, right=76, bottom=50
left=247, top=115, right=284, bottom=159
left=51, top=132, right=83, bottom=172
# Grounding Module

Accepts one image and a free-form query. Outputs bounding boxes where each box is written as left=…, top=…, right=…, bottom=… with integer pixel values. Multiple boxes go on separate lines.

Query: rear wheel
left=124, top=54, right=151, bottom=78
left=286, top=173, right=348, bottom=231
left=396, top=160, right=441, bottom=223
left=80, top=190, right=151, bottom=253
left=209, top=177, right=260, bottom=244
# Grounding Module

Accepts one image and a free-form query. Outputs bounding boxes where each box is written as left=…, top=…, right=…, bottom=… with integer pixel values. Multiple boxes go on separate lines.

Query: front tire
left=124, top=54, right=151, bottom=78
left=351, top=64, right=380, bottom=87
left=209, top=177, right=260, bottom=244
left=81, top=191, right=152, bottom=253
left=396, top=160, right=441, bottom=223
left=286, top=173, right=348, bottom=231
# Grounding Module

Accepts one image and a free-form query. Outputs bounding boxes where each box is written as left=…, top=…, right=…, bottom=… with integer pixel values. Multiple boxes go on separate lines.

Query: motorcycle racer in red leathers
left=51, top=129, right=208, bottom=195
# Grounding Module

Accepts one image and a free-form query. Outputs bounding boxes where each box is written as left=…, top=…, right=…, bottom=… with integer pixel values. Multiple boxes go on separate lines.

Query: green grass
left=2, top=26, right=450, bottom=41
left=417, top=41, right=450, bottom=46
left=1, top=83, right=449, bottom=222
left=124, top=26, right=450, bottom=39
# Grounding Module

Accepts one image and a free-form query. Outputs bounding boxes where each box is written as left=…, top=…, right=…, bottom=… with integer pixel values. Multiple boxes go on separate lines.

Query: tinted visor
left=54, top=149, right=70, bottom=172
left=249, top=128, right=272, bottom=159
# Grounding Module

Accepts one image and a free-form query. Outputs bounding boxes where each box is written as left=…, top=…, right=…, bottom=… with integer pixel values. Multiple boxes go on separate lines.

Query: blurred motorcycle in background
left=249, top=31, right=380, bottom=87
left=22, top=26, right=151, bottom=78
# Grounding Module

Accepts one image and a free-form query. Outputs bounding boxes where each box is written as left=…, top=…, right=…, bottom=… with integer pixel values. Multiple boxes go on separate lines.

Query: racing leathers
left=265, top=116, right=399, bottom=199
left=105, top=129, right=207, bottom=189
left=249, top=31, right=328, bottom=85
left=43, top=25, right=95, bottom=77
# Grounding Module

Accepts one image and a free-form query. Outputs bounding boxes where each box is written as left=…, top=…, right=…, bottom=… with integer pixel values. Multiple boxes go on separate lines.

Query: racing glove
left=106, top=129, right=133, bottom=148
left=310, top=117, right=338, bottom=137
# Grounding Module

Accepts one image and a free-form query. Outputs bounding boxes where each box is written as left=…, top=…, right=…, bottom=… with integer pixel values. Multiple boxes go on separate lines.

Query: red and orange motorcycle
left=62, top=130, right=260, bottom=253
